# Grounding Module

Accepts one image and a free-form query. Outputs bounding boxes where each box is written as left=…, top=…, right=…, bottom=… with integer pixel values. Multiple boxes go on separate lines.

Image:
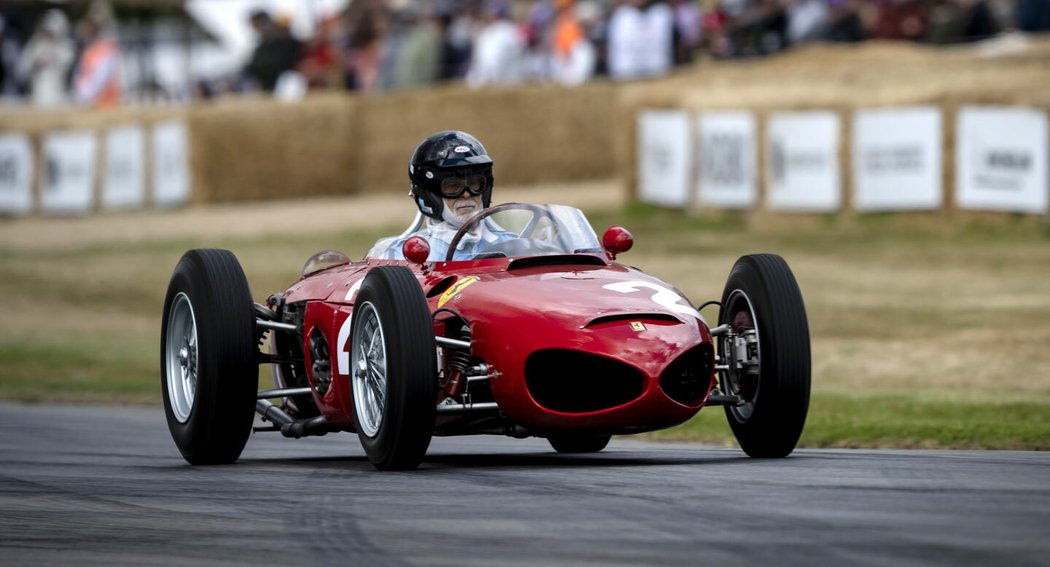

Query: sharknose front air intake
left=525, top=349, right=646, bottom=413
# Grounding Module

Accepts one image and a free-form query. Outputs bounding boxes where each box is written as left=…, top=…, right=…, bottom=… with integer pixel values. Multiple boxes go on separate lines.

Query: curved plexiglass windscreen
left=447, top=204, right=603, bottom=261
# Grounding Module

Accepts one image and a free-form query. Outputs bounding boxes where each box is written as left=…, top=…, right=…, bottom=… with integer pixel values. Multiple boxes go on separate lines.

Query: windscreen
left=449, top=204, right=603, bottom=261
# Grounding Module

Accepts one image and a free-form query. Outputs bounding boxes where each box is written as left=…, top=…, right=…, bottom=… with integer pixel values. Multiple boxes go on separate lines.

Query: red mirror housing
left=402, top=236, right=431, bottom=265
left=602, top=226, right=633, bottom=259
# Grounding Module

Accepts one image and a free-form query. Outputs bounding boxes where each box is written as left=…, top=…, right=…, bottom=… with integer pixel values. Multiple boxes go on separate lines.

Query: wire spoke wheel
left=349, top=266, right=437, bottom=471
left=165, top=293, right=198, bottom=423
left=161, top=249, right=258, bottom=465
left=351, top=302, right=387, bottom=438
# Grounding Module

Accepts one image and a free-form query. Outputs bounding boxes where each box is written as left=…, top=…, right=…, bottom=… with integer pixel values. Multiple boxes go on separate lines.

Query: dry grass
left=1, top=183, right=1048, bottom=447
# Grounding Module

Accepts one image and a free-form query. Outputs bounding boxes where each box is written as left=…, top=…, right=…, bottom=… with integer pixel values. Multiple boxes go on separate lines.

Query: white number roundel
left=602, top=280, right=703, bottom=321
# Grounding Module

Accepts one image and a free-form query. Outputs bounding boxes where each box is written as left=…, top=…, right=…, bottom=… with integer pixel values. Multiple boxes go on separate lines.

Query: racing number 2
left=602, top=281, right=703, bottom=321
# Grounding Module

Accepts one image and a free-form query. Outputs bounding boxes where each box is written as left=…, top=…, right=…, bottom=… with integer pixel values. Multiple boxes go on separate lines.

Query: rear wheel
left=719, top=254, right=810, bottom=458
left=350, top=266, right=437, bottom=471
left=548, top=434, right=611, bottom=454
left=161, top=249, right=258, bottom=465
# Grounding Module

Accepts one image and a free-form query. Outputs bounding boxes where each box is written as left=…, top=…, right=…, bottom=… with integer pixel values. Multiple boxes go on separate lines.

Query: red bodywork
left=278, top=253, right=716, bottom=437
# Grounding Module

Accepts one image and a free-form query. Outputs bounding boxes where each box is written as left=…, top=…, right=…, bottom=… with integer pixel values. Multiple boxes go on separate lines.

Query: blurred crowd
left=2, top=0, right=1049, bottom=106
left=238, top=0, right=1050, bottom=95
left=1, top=2, right=121, bottom=108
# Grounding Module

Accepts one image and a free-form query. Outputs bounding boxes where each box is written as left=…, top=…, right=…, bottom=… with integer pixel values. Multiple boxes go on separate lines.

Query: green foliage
left=652, top=392, right=1050, bottom=450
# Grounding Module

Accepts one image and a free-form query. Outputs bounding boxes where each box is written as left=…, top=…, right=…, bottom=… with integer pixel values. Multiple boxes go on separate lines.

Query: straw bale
left=3, top=36, right=1048, bottom=211
left=187, top=94, right=357, bottom=204
left=354, top=82, right=618, bottom=194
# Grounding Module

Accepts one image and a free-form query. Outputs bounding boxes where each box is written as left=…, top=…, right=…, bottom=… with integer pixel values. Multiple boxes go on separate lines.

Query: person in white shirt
left=18, top=10, right=75, bottom=107
left=466, top=3, right=524, bottom=88
left=607, top=0, right=645, bottom=80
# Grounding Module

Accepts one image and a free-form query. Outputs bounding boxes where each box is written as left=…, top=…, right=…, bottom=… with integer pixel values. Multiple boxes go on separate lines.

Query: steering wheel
left=445, top=203, right=560, bottom=262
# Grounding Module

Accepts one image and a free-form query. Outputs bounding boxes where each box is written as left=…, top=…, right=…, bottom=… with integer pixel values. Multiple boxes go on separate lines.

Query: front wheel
left=161, top=249, right=258, bottom=465
left=350, top=266, right=437, bottom=471
left=719, top=254, right=810, bottom=458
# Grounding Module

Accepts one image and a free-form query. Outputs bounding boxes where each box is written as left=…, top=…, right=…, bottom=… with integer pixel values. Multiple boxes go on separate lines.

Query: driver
left=367, top=130, right=513, bottom=261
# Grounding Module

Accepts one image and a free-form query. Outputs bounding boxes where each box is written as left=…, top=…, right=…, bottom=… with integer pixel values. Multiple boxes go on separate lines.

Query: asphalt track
left=1, top=403, right=1048, bottom=566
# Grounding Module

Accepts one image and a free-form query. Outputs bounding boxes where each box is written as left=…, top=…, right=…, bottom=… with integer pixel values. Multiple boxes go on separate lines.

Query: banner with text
left=766, top=112, right=841, bottom=212
left=696, top=112, right=757, bottom=209
left=853, top=107, right=942, bottom=211
left=103, top=125, right=146, bottom=210
left=0, top=134, right=34, bottom=216
left=152, top=121, right=191, bottom=207
left=637, top=109, right=692, bottom=208
left=956, top=106, right=1048, bottom=214
left=41, top=131, right=96, bottom=215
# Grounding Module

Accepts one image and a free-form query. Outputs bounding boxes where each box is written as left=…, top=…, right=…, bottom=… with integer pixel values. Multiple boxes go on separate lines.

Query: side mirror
left=602, top=226, right=633, bottom=259
left=402, top=236, right=431, bottom=265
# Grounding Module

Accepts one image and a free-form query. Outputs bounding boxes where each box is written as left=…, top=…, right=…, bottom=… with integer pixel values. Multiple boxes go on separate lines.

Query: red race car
left=161, top=203, right=810, bottom=470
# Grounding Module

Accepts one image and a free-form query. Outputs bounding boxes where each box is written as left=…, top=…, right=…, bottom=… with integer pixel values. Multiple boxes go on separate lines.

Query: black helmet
left=409, top=131, right=494, bottom=221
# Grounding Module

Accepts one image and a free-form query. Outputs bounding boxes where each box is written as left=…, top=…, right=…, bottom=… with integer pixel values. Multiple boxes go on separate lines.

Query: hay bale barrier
left=1, top=38, right=1048, bottom=211
left=188, top=94, right=358, bottom=204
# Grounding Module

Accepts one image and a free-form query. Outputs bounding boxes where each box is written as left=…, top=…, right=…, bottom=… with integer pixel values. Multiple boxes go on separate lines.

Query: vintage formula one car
left=161, top=203, right=810, bottom=470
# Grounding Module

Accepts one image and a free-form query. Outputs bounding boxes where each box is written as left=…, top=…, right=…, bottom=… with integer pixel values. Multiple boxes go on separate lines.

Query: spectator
left=298, top=19, right=343, bottom=90
left=18, top=10, right=74, bottom=107
left=551, top=0, right=597, bottom=85
left=700, top=0, right=732, bottom=57
left=786, top=0, right=828, bottom=44
left=394, top=7, right=443, bottom=89
left=441, top=4, right=476, bottom=81
left=0, top=13, right=24, bottom=98
left=641, top=0, right=675, bottom=75
left=671, top=0, right=703, bottom=64
left=521, top=1, right=555, bottom=81
left=1017, top=0, right=1050, bottom=31
left=821, top=0, right=867, bottom=42
left=925, top=0, right=970, bottom=43
left=607, top=0, right=646, bottom=80
left=466, top=2, right=525, bottom=87
left=244, top=10, right=302, bottom=93
left=73, top=1, right=121, bottom=108
left=960, top=0, right=1000, bottom=40
left=577, top=0, right=609, bottom=74
left=726, top=0, right=787, bottom=56
left=866, top=0, right=927, bottom=41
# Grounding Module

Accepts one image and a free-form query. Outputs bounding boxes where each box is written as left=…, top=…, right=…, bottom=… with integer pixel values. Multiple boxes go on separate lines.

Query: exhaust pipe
left=256, top=399, right=330, bottom=438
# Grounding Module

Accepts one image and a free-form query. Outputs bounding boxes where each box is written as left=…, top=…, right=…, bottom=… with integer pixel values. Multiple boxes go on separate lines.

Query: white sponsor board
left=956, top=106, right=1048, bottom=214
left=103, top=125, right=146, bottom=210
left=152, top=121, right=190, bottom=207
left=853, top=107, right=942, bottom=211
left=696, top=111, right=757, bottom=209
left=0, top=134, right=34, bottom=215
left=766, top=112, right=842, bottom=212
left=637, top=109, right=692, bottom=208
left=41, top=130, right=97, bottom=215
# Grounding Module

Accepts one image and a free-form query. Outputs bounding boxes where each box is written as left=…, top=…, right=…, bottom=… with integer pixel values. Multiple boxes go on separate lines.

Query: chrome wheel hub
left=165, top=292, right=198, bottom=423
left=351, top=302, right=387, bottom=438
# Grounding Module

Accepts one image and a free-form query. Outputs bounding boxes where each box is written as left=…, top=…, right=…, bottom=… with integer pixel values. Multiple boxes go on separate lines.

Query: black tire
left=548, top=434, right=611, bottom=454
left=161, top=249, right=258, bottom=465
left=719, top=254, right=810, bottom=458
left=349, top=266, right=437, bottom=471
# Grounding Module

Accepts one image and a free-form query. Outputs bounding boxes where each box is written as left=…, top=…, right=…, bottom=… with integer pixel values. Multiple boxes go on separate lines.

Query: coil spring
left=448, top=322, right=474, bottom=373
left=449, top=350, right=473, bottom=373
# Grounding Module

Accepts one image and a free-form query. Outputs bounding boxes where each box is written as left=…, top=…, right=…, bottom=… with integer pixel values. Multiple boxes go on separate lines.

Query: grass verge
left=2, top=200, right=1049, bottom=450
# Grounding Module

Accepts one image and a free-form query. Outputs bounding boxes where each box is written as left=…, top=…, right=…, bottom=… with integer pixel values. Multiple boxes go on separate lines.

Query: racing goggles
left=439, top=173, right=487, bottom=199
